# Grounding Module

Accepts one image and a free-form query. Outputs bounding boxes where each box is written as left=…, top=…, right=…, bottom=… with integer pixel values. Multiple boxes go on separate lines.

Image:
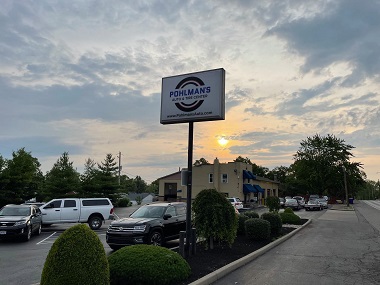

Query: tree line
left=194, top=134, right=374, bottom=200
left=0, top=150, right=158, bottom=207
left=0, top=133, right=376, bottom=207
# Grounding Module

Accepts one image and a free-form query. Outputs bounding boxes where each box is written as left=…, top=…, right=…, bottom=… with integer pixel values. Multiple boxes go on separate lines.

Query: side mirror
left=163, top=214, right=172, bottom=220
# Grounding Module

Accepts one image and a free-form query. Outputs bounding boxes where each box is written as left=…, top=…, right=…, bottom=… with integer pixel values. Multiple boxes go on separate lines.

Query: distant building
left=157, top=158, right=279, bottom=205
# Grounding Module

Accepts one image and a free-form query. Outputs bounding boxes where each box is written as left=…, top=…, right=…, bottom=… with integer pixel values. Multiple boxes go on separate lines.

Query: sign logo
left=171, top=77, right=210, bottom=112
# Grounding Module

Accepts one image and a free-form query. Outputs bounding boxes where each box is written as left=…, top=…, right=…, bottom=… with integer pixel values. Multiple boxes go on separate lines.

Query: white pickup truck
left=40, top=198, right=114, bottom=230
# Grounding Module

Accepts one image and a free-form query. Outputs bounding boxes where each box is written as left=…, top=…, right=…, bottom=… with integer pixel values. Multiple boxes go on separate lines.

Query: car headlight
left=14, top=220, right=29, bottom=226
left=133, top=225, right=146, bottom=232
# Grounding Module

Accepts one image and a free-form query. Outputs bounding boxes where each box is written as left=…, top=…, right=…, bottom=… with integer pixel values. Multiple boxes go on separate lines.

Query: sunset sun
left=217, top=137, right=229, bottom=147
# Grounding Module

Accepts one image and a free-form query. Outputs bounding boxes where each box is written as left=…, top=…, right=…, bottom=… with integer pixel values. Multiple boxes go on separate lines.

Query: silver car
left=317, top=198, right=328, bottom=209
left=293, top=196, right=305, bottom=208
left=284, top=198, right=301, bottom=210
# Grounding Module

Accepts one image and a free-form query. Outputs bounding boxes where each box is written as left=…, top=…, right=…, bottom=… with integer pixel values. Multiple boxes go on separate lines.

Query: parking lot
left=0, top=205, right=328, bottom=285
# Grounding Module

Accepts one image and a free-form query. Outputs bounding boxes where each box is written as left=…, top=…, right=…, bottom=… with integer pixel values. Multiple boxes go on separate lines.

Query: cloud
left=265, top=0, right=380, bottom=86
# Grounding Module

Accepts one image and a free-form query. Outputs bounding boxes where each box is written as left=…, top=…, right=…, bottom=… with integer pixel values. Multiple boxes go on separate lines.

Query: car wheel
left=109, top=245, right=122, bottom=251
left=23, top=226, right=32, bottom=242
left=36, top=223, right=42, bottom=235
left=148, top=230, right=163, bottom=246
left=88, top=216, right=102, bottom=230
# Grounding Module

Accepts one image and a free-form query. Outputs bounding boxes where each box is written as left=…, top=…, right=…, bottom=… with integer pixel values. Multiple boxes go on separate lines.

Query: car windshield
left=130, top=206, right=166, bottom=218
left=0, top=207, right=31, bottom=216
left=308, top=199, right=317, bottom=204
left=286, top=199, right=297, bottom=203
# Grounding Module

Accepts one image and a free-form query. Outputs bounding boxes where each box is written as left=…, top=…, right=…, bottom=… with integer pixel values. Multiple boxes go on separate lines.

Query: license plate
left=0, top=231, right=6, bottom=235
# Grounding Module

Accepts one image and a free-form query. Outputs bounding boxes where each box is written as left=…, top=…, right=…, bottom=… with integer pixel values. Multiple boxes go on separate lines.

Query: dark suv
left=106, top=202, right=186, bottom=250
left=0, top=204, right=42, bottom=241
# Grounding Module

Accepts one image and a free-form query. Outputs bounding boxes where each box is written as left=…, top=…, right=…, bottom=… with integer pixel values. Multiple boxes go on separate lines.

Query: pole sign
left=160, top=68, right=225, bottom=124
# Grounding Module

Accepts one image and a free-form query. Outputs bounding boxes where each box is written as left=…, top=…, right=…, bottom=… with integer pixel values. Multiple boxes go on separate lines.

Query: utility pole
left=118, top=151, right=121, bottom=186
left=343, top=167, right=349, bottom=207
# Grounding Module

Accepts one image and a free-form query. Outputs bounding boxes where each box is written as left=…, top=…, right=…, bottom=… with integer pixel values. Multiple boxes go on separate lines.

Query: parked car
left=284, top=198, right=301, bottom=210
left=106, top=202, right=186, bottom=250
left=317, top=198, right=328, bottom=209
left=293, top=196, right=305, bottom=208
left=309, top=194, right=319, bottom=200
left=279, top=197, right=285, bottom=208
left=227, top=197, right=243, bottom=210
left=40, top=198, right=114, bottom=230
left=0, top=204, right=42, bottom=241
left=305, top=199, right=323, bottom=211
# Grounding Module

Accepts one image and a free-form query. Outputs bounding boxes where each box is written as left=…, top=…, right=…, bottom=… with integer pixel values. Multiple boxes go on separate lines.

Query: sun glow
left=217, top=137, right=229, bottom=147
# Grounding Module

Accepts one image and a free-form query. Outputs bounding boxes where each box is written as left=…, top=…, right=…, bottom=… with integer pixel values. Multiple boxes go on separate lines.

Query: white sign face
left=160, top=68, right=225, bottom=124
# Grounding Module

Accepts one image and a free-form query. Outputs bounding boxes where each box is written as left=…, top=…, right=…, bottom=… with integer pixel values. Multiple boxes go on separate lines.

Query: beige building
left=158, top=158, right=279, bottom=205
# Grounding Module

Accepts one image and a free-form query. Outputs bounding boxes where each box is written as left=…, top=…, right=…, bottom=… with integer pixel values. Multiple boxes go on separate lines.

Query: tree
left=80, top=158, right=100, bottom=197
left=0, top=148, right=43, bottom=205
left=44, top=152, right=81, bottom=199
left=97, top=154, right=119, bottom=200
left=147, top=179, right=159, bottom=194
left=234, top=156, right=269, bottom=177
left=193, top=158, right=210, bottom=166
left=292, top=134, right=365, bottom=199
left=133, top=176, right=147, bottom=193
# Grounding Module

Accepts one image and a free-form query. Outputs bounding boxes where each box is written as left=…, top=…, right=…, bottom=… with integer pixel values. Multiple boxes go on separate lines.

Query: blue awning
left=248, top=171, right=256, bottom=180
left=253, top=184, right=265, bottom=193
left=243, top=170, right=255, bottom=180
left=243, top=184, right=258, bottom=194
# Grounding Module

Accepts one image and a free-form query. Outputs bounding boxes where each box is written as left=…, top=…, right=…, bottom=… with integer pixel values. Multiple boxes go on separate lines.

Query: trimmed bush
left=192, top=189, right=238, bottom=247
left=40, top=224, right=109, bottom=285
left=261, top=212, right=283, bottom=235
left=245, top=218, right=271, bottom=241
left=243, top=210, right=260, bottom=219
left=237, top=214, right=250, bottom=235
left=266, top=196, right=280, bottom=212
left=108, top=244, right=191, bottom=285
left=116, top=197, right=131, bottom=207
left=284, top=207, right=294, bottom=214
left=280, top=212, right=302, bottom=225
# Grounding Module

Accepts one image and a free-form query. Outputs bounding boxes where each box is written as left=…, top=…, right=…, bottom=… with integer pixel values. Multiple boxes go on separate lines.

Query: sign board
left=160, top=68, right=225, bottom=124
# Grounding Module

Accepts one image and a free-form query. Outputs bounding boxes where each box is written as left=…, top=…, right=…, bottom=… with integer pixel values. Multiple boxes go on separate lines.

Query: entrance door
left=164, top=183, right=177, bottom=201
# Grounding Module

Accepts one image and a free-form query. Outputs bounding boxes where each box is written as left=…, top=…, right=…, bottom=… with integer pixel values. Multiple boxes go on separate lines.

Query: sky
left=1, top=0, right=380, bottom=183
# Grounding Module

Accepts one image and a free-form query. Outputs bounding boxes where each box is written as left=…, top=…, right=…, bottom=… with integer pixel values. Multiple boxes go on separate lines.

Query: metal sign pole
left=185, top=121, right=193, bottom=257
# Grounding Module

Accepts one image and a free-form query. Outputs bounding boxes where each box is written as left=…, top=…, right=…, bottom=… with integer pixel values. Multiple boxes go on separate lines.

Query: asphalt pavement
left=201, top=200, right=380, bottom=285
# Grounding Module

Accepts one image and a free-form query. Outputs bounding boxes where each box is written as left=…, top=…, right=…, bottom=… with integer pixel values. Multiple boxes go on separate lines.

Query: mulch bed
left=175, top=222, right=307, bottom=284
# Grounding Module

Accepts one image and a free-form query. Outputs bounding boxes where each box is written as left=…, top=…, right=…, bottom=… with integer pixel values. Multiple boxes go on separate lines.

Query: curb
left=189, top=219, right=312, bottom=285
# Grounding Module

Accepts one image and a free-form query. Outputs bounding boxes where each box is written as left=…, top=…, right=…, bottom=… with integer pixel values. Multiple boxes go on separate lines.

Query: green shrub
left=192, top=189, right=238, bottom=247
left=237, top=214, right=250, bottom=235
left=245, top=218, right=271, bottom=241
left=135, top=196, right=142, bottom=205
left=284, top=207, right=294, bottom=214
left=40, top=224, right=109, bottom=285
left=261, top=212, right=282, bottom=236
left=116, top=197, right=131, bottom=207
left=108, top=244, right=190, bottom=285
left=280, top=212, right=302, bottom=225
left=243, top=210, right=260, bottom=219
left=266, top=196, right=280, bottom=212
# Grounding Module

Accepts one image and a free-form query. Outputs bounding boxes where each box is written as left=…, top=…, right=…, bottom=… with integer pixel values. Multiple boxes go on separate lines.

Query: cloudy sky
left=1, top=0, right=379, bottom=183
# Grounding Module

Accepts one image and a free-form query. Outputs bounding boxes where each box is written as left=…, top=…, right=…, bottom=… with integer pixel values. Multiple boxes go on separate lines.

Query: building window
left=209, top=173, right=213, bottom=183
left=221, top=174, right=228, bottom=183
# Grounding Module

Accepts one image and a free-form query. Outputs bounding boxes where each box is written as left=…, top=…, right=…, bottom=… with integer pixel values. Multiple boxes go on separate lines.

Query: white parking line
left=36, top=232, right=57, bottom=245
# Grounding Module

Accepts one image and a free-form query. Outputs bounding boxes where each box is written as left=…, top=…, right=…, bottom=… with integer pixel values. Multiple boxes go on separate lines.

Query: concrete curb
left=189, top=219, right=312, bottom=285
